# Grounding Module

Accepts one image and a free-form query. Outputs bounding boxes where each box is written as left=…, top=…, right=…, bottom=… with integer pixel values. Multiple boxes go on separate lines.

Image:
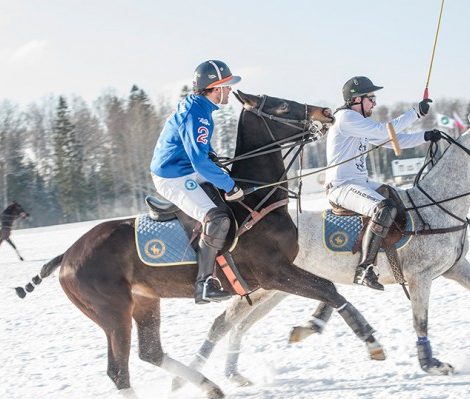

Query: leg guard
left=337, top=302, right=375, bottom=342
left=355, top=199, right=397, bottom=290
left=195, top=207, right=232, bottom=304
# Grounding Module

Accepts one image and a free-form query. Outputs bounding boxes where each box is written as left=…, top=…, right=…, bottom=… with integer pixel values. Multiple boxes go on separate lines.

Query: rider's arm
left=341, top=109, right=425, bottom=148
left=179, top=112, right=235, bottom=193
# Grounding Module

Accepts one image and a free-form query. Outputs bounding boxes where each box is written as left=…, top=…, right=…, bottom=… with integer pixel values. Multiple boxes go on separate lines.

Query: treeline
left=0, top=86, right=468, bottom=228
left=0, top=85, right=238, bottom=227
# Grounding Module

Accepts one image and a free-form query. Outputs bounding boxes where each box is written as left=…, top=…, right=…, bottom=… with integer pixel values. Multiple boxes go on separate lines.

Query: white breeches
left=152, top=172, right=217, bottom=223
left=327, top=180, right=385, bottom=217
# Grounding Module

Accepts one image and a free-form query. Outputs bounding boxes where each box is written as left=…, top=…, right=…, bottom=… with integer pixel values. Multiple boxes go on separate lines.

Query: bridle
left=220, top=94, right=331, bottom=235
left=242, top=94, right=326, bottom=142
left=402, top=132, right=470, bottom=243
left=222, top=95, right=328, bottom=168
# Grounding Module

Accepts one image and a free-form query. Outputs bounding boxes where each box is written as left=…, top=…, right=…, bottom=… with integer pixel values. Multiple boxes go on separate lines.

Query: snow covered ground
left=1, top=195, right=470, bottom=399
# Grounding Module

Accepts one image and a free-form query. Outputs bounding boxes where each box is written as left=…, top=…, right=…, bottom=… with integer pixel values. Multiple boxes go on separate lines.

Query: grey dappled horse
left=174, top=130, right=470, bottom=387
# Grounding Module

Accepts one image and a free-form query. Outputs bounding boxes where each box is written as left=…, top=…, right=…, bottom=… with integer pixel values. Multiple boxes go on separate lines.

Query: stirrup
left=196, top=276, right=231, bottom=304
left=354, top=265, right=384, bottom=291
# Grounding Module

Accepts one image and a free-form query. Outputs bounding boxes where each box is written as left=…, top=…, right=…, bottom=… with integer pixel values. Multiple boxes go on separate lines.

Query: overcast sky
left=1, top=0, right=468, bottom=109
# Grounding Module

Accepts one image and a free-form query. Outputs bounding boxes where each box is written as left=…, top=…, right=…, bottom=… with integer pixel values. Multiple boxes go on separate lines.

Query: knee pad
left=371, top=198, right=397, bottom=230
left=201, top=207, right=231, bottom=249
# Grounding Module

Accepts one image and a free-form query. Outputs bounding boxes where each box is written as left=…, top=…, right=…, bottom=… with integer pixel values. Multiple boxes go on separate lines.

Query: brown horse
left=1, top=201, right=28, bottom=261
left=16, top=91, right=380, bottom=399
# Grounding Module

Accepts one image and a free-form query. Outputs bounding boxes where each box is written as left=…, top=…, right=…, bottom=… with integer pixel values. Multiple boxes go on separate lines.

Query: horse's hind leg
left=60, top=277, right=133, bottom=389
left=6, top=238, right=24, bottom=261
left=443, top=257, right=470, bottom=290
left=132, top=295, right=224, bottom=399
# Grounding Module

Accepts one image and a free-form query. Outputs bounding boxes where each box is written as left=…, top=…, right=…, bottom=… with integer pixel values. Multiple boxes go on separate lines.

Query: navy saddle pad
left=322, top=209, right=413, bottom=252
left=135, top=214, right=197, bottom=266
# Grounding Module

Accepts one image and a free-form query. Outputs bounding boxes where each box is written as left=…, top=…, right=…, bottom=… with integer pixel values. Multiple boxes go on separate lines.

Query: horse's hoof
left=15, top=287, right=26, bottom=299
left=426, top=361, right=454, bottom=375
left=366, top=339, right=386, bottom=361
left=206, top=386, right=225, bottom=399
left=289, top=325, right=315, bottom=343
left=227, top=372, right=253, bottom=387
left=171, top=376, right=186, bottom=391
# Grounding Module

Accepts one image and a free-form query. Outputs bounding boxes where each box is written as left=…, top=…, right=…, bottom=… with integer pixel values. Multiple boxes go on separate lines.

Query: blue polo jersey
left=150, top=94, right=235, bottom=193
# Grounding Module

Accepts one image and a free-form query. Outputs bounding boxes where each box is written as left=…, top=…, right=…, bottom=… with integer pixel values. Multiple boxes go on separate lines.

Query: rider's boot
left=195, top=208, right=232, bottom=304
left=354, top=199, right=397, bottom=291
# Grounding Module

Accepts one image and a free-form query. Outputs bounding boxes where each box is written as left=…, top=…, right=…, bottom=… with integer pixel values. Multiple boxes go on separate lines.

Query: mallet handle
left=387, top=123, right=401, bottom=156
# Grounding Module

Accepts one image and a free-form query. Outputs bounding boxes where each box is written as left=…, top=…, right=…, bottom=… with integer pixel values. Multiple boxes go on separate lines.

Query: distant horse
left=178, top=130, right=470, bottom=385
left=16, top=91, right=383, bottom=399
left=1, top=201, right=28, bottom=261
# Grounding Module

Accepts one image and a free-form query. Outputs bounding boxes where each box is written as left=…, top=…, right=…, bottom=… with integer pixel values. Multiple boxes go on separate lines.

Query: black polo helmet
left=193, top=60, right=241, bottom=92
left=342, top=76, right=383, bottom=102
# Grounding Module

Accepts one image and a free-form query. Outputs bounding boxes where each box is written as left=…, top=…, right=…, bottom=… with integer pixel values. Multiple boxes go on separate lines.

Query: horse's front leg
left=224, top=290, right=287, bottom=386
left=6, top=238, right=24, bottom=261
left=408, top=276, right=454, bottom=375
left=289, top=302, right=334, bottom=343
left=171, top=289, right=276, bottom=391
left=264, top=263, right=384, bottom=359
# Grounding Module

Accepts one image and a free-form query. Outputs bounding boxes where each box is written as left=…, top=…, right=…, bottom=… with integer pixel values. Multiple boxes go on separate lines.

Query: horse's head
left=10, top=201, right=29, bottom=219
left=234, top=90, right=334, bottom=143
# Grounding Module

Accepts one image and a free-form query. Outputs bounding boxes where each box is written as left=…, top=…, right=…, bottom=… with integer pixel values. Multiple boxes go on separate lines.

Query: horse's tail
left=15, top=254, right=64, bottom=299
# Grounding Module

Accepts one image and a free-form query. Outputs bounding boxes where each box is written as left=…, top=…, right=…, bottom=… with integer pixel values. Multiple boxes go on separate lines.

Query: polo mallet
left=423, top=0, right=445, bottom=100
left=387, top=123, right=401, bottom=156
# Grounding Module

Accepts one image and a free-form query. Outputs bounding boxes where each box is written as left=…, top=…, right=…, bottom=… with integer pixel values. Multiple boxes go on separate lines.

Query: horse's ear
left=233, top=90, right=244, bottom=105
left=235, top=90, right=259, bottom=108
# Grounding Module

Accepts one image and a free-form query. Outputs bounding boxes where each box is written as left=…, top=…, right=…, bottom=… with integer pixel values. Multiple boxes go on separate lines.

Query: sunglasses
left=364, top=95, right=376, bottom=103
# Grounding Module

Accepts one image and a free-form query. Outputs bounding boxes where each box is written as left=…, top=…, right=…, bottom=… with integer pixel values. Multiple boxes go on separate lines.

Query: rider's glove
left=424, top=129, right=443, bottom=142
left=225, top=185, right=244, bottom=202
left=417, top=99, right=432, bottom=117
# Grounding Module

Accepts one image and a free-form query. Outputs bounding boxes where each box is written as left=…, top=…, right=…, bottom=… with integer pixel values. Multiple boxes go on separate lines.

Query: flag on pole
left=452, top=111, right=466, bottom=132
left=436, top=113, right=455, bottom=129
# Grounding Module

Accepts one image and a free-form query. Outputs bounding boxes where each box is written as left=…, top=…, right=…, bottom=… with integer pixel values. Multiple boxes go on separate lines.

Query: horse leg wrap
left=337, top=302, right=375, bottom=341
left=310, top=303, right=334, bottom=333
left=224, top=350, right=241, bottom=377
left=417, top=337, right=442, bottom=371
left=195, top=340, right=215, bottom=366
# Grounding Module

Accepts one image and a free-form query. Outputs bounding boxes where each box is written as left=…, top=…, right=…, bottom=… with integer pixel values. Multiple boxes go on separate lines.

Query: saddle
left=144, top=184, right=252, bottom=298
left=145, top=183, right=237, bottom=254
left=329, top=184, right=407, bottom=250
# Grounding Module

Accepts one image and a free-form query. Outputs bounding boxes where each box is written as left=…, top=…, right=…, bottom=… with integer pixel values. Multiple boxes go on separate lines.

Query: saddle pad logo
left=144, top=239, right=166, bottom=259
left=185, top=179, right=198, bottom=190
left=329, top=231, right=349, bottom=248
left=197, top=126, right=209, bottom=144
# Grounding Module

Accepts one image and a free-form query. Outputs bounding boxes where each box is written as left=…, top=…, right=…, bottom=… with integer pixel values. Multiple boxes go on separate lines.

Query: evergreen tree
left=179, top=85, right=191, bottom=99
left=52, top=96, right=86, bottom=222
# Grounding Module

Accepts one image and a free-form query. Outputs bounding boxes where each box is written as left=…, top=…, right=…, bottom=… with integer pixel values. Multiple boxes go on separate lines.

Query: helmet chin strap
left=359, top=97, right=366, bottom=117
left=217, top=87, right=227, bottom=105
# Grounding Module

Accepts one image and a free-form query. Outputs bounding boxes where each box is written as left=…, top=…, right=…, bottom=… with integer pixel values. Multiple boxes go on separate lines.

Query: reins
left=228, top=95, right=322, bottom=235
left=401, top=131, right=470, bottom=237
left=239, top=138, right=394, bottom=195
